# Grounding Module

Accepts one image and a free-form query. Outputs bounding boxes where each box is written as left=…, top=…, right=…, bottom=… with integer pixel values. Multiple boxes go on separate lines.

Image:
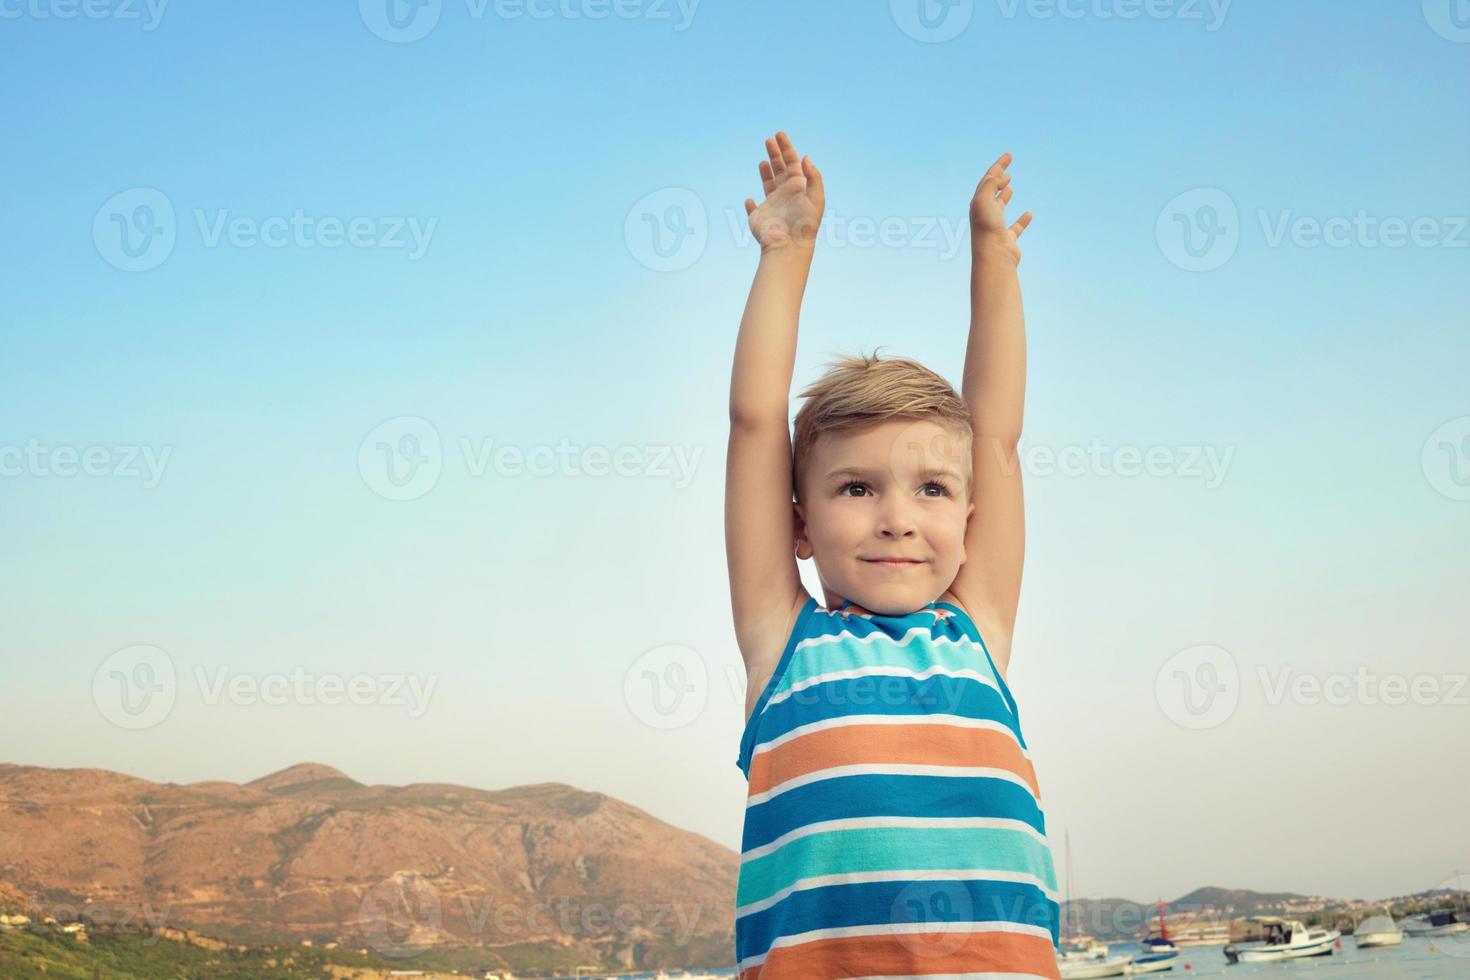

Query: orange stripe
left=748, top=722, right=1040, bottom=798
left=743, top=927, right=1060, bottom=979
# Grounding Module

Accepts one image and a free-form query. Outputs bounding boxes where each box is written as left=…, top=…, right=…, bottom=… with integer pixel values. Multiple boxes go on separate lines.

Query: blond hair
left=791, top=349, right=972, bottom=503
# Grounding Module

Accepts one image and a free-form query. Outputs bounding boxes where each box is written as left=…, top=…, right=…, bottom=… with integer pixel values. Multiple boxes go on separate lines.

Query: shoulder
left=936, top=588, right=1012, bottom=682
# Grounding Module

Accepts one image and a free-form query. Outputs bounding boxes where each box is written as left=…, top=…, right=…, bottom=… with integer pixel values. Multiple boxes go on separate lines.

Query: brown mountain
left=0, top=762, right=737, bottom=970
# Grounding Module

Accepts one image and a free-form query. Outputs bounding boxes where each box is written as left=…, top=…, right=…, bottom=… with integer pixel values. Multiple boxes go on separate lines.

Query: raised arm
left=726, top=132, right=825, bottom=674
left=945, top=152, right=1034, bottom=678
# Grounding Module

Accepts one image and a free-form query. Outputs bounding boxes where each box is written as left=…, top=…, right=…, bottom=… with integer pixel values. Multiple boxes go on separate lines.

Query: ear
left=793, top=501, right=814, bottom=560
left=962, top=500, right=975, bottom=562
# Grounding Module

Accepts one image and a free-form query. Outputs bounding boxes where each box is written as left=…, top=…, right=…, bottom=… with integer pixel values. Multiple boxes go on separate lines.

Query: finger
left=745, top=198, right=756, bottom=216
left=759, top=160, right=775, bottom=197
left=776, top=131, right=801, bottom=177
left=977, top=165, right=1014, bottom=198
left=984, top=152, right=1014, bottom=181
left=803, top=155, right=824, bottom=206
left=766, top=137, right=785, bottom=180
left=1000, top=186, right=1014, bottom=206
left=1011, top=211, right=1034, bottom=238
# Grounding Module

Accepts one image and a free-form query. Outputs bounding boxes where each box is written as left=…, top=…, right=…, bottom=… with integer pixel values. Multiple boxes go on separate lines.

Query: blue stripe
left=741, top=772, right=1047, bottom=853
left=736, top=875, right=1060, bottom=963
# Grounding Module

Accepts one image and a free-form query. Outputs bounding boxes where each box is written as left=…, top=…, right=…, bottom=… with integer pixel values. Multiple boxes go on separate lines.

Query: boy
left=726, top=131, right=1061, bottom=978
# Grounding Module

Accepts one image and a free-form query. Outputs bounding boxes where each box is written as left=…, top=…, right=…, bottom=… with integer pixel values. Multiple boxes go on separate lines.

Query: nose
left=875, top=497, right=918, bottom=539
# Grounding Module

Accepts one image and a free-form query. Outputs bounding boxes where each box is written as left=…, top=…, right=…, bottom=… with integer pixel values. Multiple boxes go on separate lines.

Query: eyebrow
left=824, top=466, right=965, bottom=484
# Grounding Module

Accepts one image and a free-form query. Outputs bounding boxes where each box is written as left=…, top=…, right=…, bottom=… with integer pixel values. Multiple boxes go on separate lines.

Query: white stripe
left=769, top=663, right=1002, bottom=709
left=750, top=713, right=1028, bottom=764
left=792, top=625, right=988, bottom=659
left=747, top=763, right=1037, bottom=808
left=735, top=867, right=1062, bottom=918
left=741, top=815, right=1050, bottom=864
left=737, top=918, right=1055, bottom=972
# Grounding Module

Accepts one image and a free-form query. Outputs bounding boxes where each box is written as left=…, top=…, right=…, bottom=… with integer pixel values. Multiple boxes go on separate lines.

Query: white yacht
left=1353, top=913, right=1403, bottom=948
left=1058, top=954, right=1132, bottom=979
left=1224, top=917, right=1338, bottom=962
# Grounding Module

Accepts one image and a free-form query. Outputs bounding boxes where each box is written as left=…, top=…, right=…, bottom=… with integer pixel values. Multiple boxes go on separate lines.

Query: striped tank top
left=734, top=595, right=1062, bottom=979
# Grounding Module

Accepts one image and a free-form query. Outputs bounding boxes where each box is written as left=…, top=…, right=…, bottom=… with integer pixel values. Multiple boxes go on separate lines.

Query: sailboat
left=1057, top=831, right=1131, bottom=980
left=1126, top=901, right=1180, bottom=974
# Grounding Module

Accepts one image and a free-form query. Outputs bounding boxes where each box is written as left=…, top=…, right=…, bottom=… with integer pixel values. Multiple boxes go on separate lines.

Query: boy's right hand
left=743, top=131, right=825, bottom=253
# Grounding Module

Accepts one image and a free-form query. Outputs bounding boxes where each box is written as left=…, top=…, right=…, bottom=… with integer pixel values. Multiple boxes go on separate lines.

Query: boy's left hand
left=970, top=152, right=1033, bottom=263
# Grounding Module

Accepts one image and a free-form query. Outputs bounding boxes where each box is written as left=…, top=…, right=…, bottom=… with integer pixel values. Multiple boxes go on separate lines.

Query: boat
left=1060, top=938, right=1110, bottom=960
left=1353, top=913, right=1403, bottom=948
left=1126, top=899, right=1180, bottom=973
left=1053, top=832, right=1131, bottom=977
left=1057, top=832, right=1105, bottom=960
left=1223, top=917, right=1338, bottom=963
left=1415, top=909, right=1469, bottom=937
left=1059, top=956, right=1132, bottom=979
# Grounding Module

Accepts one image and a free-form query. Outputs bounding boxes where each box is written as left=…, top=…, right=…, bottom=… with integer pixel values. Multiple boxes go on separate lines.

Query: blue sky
left=1, top=1, right=1467, bottom=905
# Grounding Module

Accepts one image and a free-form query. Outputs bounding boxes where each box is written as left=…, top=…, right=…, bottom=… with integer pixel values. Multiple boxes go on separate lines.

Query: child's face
left=794, top=417, right=974, bottom=615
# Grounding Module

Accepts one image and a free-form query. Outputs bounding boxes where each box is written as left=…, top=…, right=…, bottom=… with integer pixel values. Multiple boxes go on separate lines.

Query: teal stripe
left=736, top=824, right=1059, bottom=908
left=771, top=631, right=1000, bottom=700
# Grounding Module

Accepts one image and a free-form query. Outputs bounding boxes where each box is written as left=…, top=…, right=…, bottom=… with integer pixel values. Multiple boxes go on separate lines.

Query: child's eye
left=839, top=481, right=870, bottom=497
left=922, top=481, right=952, bottom=497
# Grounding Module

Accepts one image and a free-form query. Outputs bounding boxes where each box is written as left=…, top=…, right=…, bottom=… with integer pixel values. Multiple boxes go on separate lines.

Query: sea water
left=1103, top=936, right=1467, bottom=979
left=601, top=933, right=1467, bottom=978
